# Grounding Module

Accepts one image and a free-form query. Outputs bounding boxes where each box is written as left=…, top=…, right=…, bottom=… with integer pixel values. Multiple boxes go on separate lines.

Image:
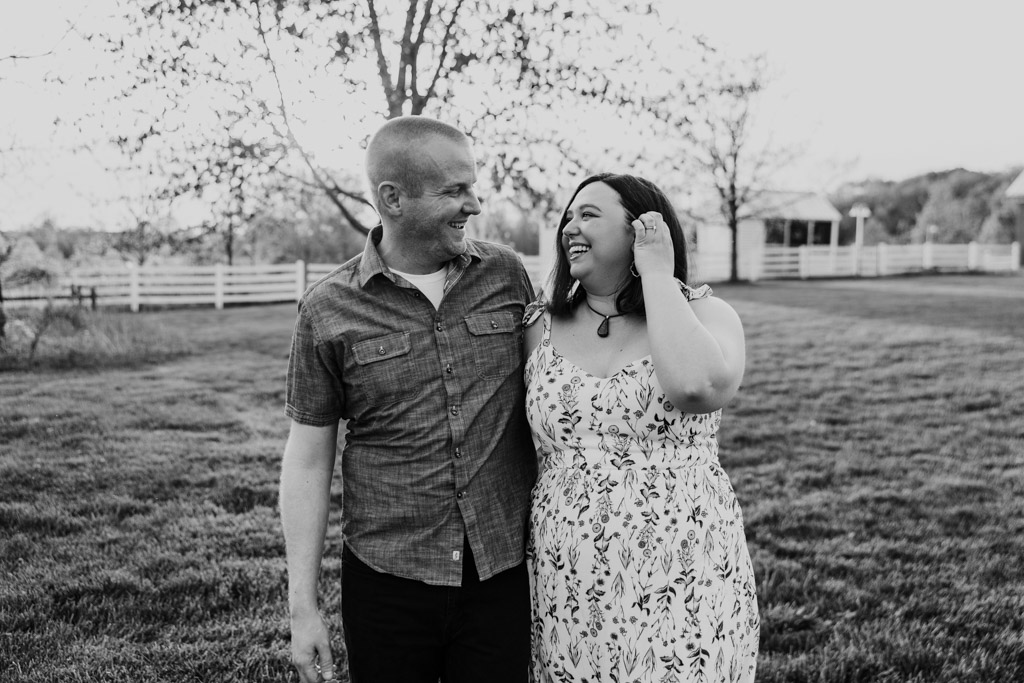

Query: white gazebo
left=693, top=191, right=843, bottom=279
left=696, top=191, right=843, bottom=251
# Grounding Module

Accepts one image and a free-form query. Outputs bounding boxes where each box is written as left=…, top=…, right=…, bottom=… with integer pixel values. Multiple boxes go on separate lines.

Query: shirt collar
left=358, top=225, right=483, bottom=289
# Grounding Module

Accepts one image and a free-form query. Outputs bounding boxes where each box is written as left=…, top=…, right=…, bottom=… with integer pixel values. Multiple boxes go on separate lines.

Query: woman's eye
left=582, top=212, right=595, bottom=219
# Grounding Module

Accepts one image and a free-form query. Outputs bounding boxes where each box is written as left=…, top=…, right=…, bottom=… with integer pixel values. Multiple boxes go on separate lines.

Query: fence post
left=1011, top=242, right=1021, bottom=270
left=922, top=241, right=934, bottom=270
left=748, top=248, right=761, bottom=282
left=967, top=241, right=980, bottom=271
left=295, top=259, right=307, bottom=301
left=214, top=263, right=225, bottom=309
left=877, top=242, right=888, bottom=277
left=798, top=245, right=808, bottom=279
left=851, top=244, right=861, bottom=276
left=128, top=263, right=140, bottom=312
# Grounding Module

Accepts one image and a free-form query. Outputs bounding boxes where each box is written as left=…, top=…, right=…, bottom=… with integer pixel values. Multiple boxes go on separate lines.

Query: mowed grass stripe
left=2, top=275, right=1022, bottom=682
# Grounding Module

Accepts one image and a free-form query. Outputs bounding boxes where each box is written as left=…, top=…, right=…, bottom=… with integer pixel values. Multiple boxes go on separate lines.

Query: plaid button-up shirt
left=285, top=228, right=537, bottom=586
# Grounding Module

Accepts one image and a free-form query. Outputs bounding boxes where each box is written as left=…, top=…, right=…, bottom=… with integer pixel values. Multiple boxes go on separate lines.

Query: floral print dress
left=525, top=285, right=759, bottom=683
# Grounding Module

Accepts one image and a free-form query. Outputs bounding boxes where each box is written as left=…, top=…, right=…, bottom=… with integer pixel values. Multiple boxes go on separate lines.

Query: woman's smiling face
left=560, top=181, right=635, bottom=290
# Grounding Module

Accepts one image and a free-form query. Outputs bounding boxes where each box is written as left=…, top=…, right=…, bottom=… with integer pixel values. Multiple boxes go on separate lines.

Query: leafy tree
left=832, top=168, right=1023, bottom=246
left=240, top=182, right=368, bottom=265
left=913, top=169, right=1000, bottom=243
left=978, top=203, right=1021, bottom=245
left=111, top=212, right=175, bottom=267
left=78, top=0, right=700, bottom=257
left=0, top=232, right=13, bottom=341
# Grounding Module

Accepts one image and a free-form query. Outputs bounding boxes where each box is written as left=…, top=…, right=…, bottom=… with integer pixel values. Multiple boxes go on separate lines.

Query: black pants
left=341, top=542, right=530, bottom=683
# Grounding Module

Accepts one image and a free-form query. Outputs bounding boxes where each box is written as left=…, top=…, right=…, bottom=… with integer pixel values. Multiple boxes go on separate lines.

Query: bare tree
left=676, top=52, right=795, bottom=282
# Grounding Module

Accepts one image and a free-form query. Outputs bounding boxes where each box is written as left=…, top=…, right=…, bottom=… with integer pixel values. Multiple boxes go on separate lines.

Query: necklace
left=585, top=300, right=624, bottom=338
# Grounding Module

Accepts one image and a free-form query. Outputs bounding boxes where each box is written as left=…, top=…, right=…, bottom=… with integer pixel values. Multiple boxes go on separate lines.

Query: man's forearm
left=280, top=424, right=338, bottom=616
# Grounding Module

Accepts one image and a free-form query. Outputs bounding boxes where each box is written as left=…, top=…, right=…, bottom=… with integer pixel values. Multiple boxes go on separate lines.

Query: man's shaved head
left=365, top=116, right=470, bottom=204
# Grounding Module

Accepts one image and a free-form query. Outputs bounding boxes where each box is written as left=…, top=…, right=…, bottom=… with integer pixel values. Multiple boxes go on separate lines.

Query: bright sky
left=667, top=0, right=1024, bottom=188
left=1, top=0, right=1023, bottom=230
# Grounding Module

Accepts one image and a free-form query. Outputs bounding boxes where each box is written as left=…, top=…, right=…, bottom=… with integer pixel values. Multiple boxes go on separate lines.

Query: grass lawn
left=2, top=272, right=1023, bottom=682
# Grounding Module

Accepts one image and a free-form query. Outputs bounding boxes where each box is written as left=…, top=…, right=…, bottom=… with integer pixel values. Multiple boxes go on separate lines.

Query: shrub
left=0, top=304, right=192, bottom=371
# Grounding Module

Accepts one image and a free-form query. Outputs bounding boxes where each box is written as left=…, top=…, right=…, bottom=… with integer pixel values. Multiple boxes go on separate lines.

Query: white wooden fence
left=692, top=241, right=1020, bottom=283
left=5, top=241, right=1019, bottom=311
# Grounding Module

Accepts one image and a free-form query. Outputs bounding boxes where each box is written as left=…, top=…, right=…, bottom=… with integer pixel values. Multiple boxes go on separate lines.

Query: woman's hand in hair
left=631, top=211, right=675, bottom=279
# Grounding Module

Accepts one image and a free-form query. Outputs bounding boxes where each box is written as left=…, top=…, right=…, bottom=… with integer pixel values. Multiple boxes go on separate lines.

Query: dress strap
left=679, top=280, right=713, bottom=301
left=524, top=299, right=547, bottom=328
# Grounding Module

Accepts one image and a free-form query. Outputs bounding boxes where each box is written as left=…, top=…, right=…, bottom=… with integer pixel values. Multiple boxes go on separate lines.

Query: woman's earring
left=630, top=262, right=639, bottom=278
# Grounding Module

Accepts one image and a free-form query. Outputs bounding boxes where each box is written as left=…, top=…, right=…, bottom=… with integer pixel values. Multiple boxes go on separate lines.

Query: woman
left=524, top=173, right=759, bottom=682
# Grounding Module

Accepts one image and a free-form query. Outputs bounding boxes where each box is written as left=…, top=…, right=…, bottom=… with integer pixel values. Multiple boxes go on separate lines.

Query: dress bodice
left=524, top=283, right=722, bottom=473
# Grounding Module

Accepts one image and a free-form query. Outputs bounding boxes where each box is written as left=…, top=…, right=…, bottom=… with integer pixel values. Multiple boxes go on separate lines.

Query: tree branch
left=366, top=0, right=398, bottom=117
left=421, top=0, right=466, bottom=109
left=395, top=0, right=420, bottom=113
left=254, top=4, right=372, bottom=235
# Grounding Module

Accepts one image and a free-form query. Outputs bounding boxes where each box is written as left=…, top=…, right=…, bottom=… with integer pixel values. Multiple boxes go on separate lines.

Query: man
left=280, top=115, right=536, bottom=683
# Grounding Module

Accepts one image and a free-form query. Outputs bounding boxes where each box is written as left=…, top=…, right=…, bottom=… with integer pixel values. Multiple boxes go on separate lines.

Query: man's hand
left=290, top=612, right=336, bottom=682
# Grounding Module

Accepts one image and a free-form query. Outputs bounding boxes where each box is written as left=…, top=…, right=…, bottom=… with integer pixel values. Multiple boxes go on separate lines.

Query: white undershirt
left=391, top=266, right=447, bottom=309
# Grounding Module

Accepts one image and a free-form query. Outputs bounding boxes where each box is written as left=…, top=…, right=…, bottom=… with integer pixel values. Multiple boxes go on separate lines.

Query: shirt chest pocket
left=464, top=311, right=520, bottom=380
left=350, top=332, right=423, bottom=405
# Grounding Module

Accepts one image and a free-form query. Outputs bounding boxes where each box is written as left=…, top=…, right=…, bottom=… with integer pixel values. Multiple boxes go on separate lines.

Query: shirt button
left=454, top=448, right=462, bottom=458
left=457, top=491, right=465, bottom=499
left=450, top=406, right=460, bottom=416
left=491, top=320, right=498, bottom=329
left=445, top=363, right=453, bottom=374
left=378, top=346, right=386, bottom=355
left=436, top=322, right=443, bottom=331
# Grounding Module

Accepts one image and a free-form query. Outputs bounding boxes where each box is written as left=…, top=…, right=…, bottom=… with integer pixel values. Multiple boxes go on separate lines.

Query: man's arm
left=280, top=420, right=340, bottom=683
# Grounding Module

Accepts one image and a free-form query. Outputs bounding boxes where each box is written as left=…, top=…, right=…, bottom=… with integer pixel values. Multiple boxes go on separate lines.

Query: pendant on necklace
left=586, top=300, right=622, bottom=338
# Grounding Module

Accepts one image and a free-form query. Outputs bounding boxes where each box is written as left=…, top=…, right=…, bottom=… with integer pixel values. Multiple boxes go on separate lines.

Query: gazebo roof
left=1006, top=169, right=1024, bottom=198
left=741, top=191, right=843, bottom=222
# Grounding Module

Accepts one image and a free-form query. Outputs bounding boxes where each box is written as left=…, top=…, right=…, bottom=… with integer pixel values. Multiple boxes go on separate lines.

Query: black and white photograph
left=2, top=1, right=1022, bottom=682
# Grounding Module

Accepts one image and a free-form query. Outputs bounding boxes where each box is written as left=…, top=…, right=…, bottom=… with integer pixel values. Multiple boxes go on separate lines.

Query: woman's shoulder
left=682, top=281, right=743, bottom=330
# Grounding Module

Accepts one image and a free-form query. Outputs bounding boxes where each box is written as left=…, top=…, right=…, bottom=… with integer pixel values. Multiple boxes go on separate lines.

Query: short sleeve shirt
left=285, top=228, right=537, bottom=586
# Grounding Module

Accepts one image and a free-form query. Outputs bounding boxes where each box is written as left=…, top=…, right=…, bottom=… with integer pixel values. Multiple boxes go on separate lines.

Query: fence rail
left=3, top=241, right=1019, bottom=311
left=696, top=241, right=1020, bottom=283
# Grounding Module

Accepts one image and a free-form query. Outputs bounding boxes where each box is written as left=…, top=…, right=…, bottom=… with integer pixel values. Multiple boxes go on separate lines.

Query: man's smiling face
left=395, top=135, right=482, bottom=271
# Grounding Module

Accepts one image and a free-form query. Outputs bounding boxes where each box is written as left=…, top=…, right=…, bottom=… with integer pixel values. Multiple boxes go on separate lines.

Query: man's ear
left=377, top=182, right=403, bottom=217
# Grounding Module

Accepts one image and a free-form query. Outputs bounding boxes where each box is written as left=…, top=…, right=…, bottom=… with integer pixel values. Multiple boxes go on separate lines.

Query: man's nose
left=463, top=192, right=482, bottom=216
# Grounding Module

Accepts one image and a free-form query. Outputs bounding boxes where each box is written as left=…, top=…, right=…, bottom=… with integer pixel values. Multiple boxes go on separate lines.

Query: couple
left=280, top=116, right=759, bottom=683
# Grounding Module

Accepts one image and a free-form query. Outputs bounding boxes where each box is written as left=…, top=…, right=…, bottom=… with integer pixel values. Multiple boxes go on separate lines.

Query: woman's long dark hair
left=547, top=173, right=690, bottom=317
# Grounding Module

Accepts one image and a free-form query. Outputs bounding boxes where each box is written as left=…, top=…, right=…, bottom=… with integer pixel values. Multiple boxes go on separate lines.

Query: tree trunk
left=0, top=278, right=6, bottom=341
left=729, top=218, right=739, bottom=283
left=728, top=192, right=740, bottom=282
left=226, top=220, right=235, bottom=266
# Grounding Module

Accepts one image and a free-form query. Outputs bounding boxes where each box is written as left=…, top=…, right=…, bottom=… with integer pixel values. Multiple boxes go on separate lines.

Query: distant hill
left=829, top=168, right=1023, bottom=245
